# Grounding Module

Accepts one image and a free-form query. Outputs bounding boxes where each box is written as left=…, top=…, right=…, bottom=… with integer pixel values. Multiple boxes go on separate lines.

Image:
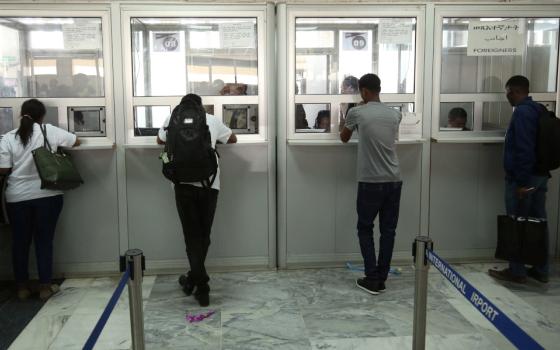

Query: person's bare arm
left=156, top=136, right=165, bottom=145
left=340, top=127, right=353, bottom=143
left=73, top=138, right=81, bottom=147
left=227, top=133, right=237, bottom=144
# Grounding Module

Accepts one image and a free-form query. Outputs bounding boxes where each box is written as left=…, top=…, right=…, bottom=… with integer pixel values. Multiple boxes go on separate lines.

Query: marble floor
left=6, top=262, right=560, bottom=350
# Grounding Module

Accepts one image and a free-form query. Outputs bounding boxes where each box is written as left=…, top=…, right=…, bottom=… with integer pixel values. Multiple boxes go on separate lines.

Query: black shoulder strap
left=38, top=124, right=53, bottom=152
left=527, top=102, right=546, bottom=116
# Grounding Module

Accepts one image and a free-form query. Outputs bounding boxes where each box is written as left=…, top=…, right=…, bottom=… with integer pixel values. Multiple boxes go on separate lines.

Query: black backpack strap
left=200, top=171, right=217, bottom=189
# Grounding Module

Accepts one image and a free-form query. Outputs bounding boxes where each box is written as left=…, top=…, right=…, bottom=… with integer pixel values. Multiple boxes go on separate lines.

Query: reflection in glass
left=222, top=104, right=258, bottom=134
left=44, top=107, right=59, bottom=126
left=441, top=18, right=559, bottom=93
left=134, top=105, right=171, bottom=136
left=339, top=102, right=359, bottom=131
left=68, top=107, right=105, bottom=136
left=131, top=18, right=258, bottom=97
left=204, top=105, right=214, bottom=115
left=295, top=18, right=416, bottom=94
left=541, top=101, right=556, bottom=113
left=0, top=108, right=13, bottom=136
left=440, top=102, right=473, bottom=131
left=482, top=101, right=512, bottom=130
left=295, top=103, right=330, bottom=133
left=0, top=17, right=104, bottom=97
left=386, top=103, right=414, bottom=113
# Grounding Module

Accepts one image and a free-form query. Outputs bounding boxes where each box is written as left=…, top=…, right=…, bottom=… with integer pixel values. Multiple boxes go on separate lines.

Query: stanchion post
left=126, top=249, right=145, bottom=350
left=412, top=236, right=433, bottom=350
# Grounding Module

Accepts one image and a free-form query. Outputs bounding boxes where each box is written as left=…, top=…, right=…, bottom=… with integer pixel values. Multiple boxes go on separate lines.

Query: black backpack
left=535, top=104, right=560, bottom=172
left=161, top=101, right=217, bottom=187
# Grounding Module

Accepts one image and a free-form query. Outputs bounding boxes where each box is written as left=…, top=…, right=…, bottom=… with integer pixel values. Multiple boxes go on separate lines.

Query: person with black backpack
left=489, top=75, right=553, bottom=285
left=157, top=93, right=237, bottom=306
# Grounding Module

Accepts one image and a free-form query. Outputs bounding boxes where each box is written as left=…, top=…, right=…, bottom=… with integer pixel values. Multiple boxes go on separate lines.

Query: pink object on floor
left=186, top=310, right=216, bottom=323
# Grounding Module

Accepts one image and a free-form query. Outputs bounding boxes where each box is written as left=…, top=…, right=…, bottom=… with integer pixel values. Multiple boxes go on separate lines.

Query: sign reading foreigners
left=467, top=20, right=524, bottom=56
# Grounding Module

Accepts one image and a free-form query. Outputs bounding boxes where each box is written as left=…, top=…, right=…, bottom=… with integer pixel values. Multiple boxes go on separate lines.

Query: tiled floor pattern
left=7, top=263, right=560, bottom=349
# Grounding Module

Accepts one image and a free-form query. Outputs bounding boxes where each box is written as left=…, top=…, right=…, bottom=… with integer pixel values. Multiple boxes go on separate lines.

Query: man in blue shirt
left=488, top=75, right=549, bottom=284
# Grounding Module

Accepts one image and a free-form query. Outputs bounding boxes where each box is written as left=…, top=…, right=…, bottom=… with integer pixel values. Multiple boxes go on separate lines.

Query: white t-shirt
left=158, top=114, right=232, bottom=191
left=0, top=124, right=77, bottom=203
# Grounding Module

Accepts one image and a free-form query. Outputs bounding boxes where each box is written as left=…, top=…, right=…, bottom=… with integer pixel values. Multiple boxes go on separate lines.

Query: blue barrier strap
left=426, top=249, right=544, bottom=350
left=83, top=269, right=130, bottom=350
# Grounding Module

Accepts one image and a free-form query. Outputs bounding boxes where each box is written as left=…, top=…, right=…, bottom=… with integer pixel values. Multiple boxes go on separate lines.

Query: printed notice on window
left=467, top=20, right=524, bottom=56
left=379, top=19, right=412, bottom=45
left=63, top=22, right=101, bottom=50
left=219, top=23, right=255, bottom=48
left=399, top=112, right=422, bottom=140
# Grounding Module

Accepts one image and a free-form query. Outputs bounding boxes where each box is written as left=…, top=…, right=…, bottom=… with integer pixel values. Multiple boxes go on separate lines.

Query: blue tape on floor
left=346, top=262, right=401, bottom=275
left=426, top=249, right=544, bottom=350
left=83, top=269, right=130, bottom=350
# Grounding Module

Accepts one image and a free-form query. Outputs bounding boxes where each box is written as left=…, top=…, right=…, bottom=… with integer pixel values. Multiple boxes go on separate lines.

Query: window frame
left=432, top=5, right=560, bottom=142
left=0, top=8, right=115, bottom=148
left=121, top=8, right=269, bottom=145
left=286, top=6, right=425, bottom=142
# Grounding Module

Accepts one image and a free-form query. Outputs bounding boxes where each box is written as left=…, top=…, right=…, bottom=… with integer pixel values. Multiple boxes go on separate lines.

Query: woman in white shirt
left=0, top=99, right=80, bottom=300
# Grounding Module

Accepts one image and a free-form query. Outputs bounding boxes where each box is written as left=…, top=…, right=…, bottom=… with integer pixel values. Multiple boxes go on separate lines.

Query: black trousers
left=174, top=184, right=218, bottom=286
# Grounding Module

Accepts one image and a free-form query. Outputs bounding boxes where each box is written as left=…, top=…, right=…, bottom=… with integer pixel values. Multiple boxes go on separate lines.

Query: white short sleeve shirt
left=158, top=113, right=232, bottom=191
left=0, top=124, right=77, bottom=203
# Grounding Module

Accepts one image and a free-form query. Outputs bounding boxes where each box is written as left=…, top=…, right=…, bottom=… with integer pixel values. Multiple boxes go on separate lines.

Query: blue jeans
left=356, top=181, right=402, bottom=282
left=7, top=195, right=63, bottom=284
left=505, top=176, right=549, bottom=277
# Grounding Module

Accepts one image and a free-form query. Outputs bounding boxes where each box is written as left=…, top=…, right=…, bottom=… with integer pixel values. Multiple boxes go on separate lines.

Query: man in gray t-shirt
left=340, top=73, right=403, bottom=295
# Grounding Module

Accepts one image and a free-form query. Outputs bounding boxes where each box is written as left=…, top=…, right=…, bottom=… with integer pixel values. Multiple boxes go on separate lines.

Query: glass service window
left=295, top=18, right=416, bottom=95
left=131, top=18, right=258, bottom=97
left=134, top=105, right=171, bottom=136
left=439, top=17, right=559, bottom=134
left=0, top=17, right=104, bottom=98
left=222, top=104, right=258, bottom=134
left=67, top=107, right=106, bottom=136
left=204, top=105, right=214, bottom=115
left=442, top=18, right=559, bottom=93
left=440, top=102, right=473, bottom=131
left=295, top=103, right=331, bottom=133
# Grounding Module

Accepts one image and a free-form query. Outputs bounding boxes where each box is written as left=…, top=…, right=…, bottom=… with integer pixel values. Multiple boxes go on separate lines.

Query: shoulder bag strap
left=38, top=124, right=53, bottom=152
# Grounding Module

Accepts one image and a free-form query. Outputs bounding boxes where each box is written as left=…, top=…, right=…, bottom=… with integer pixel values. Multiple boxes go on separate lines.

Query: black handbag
left=495, top=215, right=548, bottom=266
left=32, top=124, right=83, bottom=190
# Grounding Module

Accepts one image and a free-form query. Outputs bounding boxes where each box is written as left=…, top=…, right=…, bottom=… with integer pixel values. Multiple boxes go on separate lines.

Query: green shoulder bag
left=32, top=124, right=83, bottom=190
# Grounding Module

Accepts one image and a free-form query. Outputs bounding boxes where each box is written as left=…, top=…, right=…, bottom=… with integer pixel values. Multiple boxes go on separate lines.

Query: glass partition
left=223, top=104, right=258, bottom=134
left=0, top=17, right=104, bottom=98
left=442, top=18, right=559, bottom=94
left=0, top=12, right=114, bottom=145
left=440, top=102, right=473, bottom=131
left=125, top=11, right=266, bottom=144
left=435, top=15, right=560, bottom=137
left=295, top=103, right=330, bottom=133
left=134, top=105, right=171, bottom=136
left=289, top=11, right=422, bottom=141
left=131, top=18, right=258, bottom=97
left=295, top=18, right=416, bottom=95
